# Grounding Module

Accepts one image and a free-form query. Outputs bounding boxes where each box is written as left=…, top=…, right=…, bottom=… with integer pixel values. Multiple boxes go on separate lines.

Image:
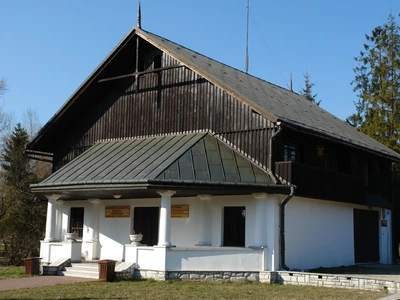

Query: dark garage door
left=354, top=209, right=379, bottom=263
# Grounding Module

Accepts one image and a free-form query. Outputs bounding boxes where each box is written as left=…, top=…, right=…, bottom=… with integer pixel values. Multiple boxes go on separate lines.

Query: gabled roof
left=28, top=26, right=400, bottom=162
left=31, top=133, right=279, bottom=194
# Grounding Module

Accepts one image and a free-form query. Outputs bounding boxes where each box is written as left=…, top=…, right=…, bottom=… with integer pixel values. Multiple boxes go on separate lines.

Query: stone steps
left=58, top=263, right=99, bottom=279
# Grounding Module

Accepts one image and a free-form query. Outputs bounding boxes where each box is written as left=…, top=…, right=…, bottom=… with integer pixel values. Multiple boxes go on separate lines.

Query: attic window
left=154, top=55, right=162, bottom=72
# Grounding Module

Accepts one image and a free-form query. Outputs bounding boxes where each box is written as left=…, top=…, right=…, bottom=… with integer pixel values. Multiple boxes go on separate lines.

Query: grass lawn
left=0, top=280, right=383, bottom=299
left=0, top=266, right=26, bottom=279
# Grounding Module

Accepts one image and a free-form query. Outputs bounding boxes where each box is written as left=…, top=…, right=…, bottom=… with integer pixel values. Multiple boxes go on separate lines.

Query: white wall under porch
left=125, top=245, right=266, bottom=272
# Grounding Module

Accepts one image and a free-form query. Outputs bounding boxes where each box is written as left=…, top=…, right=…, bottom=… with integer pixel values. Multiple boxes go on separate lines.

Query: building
left=27, top=15, right=400, bottom=277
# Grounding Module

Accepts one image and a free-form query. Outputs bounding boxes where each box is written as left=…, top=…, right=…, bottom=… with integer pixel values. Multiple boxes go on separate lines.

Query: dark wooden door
left=134, top=207, right=159, bottom=246
left=70, top=207, right=84, bottom=238
left=223, top=206, right=246, bottom=247
left=354, top=209, right=379, bottom=263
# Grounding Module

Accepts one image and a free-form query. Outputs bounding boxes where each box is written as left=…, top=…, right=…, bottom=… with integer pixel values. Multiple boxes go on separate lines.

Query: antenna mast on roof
left=289, top=73, right=293, bottom=92
left=137, top=0, right=142, bottom=28
left=245, top=0, right=249, bottom=73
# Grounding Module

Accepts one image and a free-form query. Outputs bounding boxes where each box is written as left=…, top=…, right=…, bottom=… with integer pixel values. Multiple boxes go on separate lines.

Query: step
left=60, top=263, right=100, bottom=279
left=70, top=263, right=99, bottom=271
left=58, top=269, right=99, bottom=279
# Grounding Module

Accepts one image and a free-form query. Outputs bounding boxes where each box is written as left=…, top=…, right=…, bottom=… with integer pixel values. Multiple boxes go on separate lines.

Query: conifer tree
left=299, top=71, right=321, bottom=106
left=0, top=124, right=45, bottom=265
left=347, top=13, right=400, bottom=154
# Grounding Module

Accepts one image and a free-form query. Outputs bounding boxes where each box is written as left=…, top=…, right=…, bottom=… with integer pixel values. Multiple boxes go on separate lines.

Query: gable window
left=284, top=144, right=297, bottom=162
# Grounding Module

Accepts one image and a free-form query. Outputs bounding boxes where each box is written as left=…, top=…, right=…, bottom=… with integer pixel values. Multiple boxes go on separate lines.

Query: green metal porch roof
left=31, top=133, right=278, bottom=192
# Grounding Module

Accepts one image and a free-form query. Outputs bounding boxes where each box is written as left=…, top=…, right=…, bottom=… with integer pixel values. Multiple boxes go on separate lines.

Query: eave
left=31, top=179, right=290, bottom=201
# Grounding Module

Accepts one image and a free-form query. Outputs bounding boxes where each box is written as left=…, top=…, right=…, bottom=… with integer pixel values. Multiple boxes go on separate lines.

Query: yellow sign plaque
left=105, top=206, right=130, bottom=218
left=171, top=205, right=189, bottom=218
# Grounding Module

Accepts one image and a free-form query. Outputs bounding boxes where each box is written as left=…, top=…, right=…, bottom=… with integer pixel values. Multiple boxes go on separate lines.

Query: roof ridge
left=137, top=27, right=301, bottom=98
left=94, top=130, right=208, bottom=144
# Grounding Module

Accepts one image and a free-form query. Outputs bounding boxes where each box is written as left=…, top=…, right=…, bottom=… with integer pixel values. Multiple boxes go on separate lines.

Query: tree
left=299, top=71, right=321, bottom=106
left=22, top=108, right=41, bottom=140
left=347, top=13, right=400, bottom=153
left=0, top=79, right=6, bottom=97
left=0, top=79, right=12, bottom=135
left=0, top=124, right=46, bottom=265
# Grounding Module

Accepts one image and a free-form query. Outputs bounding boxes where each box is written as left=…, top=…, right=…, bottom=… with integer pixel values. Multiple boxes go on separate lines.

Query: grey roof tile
left=136, top=28, right=400, bottom=161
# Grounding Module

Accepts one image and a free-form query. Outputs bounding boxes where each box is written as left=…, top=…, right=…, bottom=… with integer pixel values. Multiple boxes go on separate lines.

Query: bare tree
left=22, top=108, right=41, bottom=140
left=0, top=79, right=13, bottom=135
left=0, top=79, right=6, bottom=97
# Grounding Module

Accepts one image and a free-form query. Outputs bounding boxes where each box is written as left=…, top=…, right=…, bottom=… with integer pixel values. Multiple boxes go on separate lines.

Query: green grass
left=0, top=280, right=383, bottom=299
left=0, top=266, right=27, bottom=279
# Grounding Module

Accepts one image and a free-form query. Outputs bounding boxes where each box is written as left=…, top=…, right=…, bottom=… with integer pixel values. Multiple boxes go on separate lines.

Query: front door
left=354, top=209, right=379, bottom=263
left=223, top=206, right=246, bottom=247
left=133, top=207, right=159, bottom=246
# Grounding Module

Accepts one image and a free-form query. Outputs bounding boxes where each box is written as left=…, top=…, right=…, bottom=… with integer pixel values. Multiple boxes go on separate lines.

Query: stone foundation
left=42, top=258, right=71, bottom=275
left=261, top=271, right=400, bottom=294
left=115, top=262, right=136, bottom=280
left=134, top=270, right=259, bottom=282
left=116, top=267, right=400, bottom=294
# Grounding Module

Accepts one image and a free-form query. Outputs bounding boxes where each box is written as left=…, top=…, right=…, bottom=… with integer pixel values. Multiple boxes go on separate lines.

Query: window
left=284, top=144, right=297, bottom=162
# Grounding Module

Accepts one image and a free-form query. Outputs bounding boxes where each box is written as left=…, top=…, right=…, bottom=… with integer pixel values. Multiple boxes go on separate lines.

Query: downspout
left=280, top=184, right=296, bottom=270
left=268, top=121, right=294, bottom=270
left=268, top=122, right=282, bottom=183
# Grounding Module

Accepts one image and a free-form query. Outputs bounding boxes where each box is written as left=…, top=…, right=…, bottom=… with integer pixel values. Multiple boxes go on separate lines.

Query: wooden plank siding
left=52, top=44, right=276, bottom=171
left=274, top=128, right=393, bottom=202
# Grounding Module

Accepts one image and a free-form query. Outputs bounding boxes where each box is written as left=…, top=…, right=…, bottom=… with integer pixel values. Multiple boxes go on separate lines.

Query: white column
left=266, top=197, right=280, bottom=271
left=55, top=199, right=64, bottom=240
left=88, top=198, right=100, bottom=242
left=44, top=194, right=60, bottom=242
left=196, top=194, right=212, bottom=246
left=252, top=193, right=267, bottom=247
left=157, top=190, right=175, bottom=246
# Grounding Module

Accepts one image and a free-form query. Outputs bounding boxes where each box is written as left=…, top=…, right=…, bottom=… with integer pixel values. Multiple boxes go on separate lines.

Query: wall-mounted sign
left=381, top=220, right=388, bottom=227
left=105, top=206, right=130, bottom=218
left=171, top=205, right=189, bottom=218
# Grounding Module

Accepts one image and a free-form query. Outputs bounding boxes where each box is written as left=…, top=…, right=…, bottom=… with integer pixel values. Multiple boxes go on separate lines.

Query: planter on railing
left=66, top=232, right=78, bottom=241
left=129, top=234, right=143, bottom=246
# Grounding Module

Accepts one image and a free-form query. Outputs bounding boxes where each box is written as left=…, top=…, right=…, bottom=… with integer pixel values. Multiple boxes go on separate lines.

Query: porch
left=39, top=191, right=281, bottom=272
left=41, top=241, right=268, bottom=274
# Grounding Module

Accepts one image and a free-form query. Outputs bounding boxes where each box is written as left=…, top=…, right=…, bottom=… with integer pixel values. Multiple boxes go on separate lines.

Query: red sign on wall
left=381, top=220, right=387, bottom=227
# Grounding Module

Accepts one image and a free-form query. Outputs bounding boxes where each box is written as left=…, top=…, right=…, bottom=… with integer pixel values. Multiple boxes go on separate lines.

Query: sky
left=1, top=0, right=400, bottom=128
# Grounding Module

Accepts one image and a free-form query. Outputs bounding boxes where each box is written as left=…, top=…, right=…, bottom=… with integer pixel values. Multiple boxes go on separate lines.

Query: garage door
left=353, top=209, right=379, bottom=263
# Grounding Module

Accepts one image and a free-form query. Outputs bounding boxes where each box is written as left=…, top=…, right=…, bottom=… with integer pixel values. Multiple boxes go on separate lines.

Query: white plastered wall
left=285, top=196, right=392, bottom=270
left=54, top=194, right=270, bottom=262
left=46, top=193, right=392, bottom=269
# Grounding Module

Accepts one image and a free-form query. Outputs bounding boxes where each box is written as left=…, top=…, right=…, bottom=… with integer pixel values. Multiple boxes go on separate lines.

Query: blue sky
left=1, top=0, right=399, bottom=127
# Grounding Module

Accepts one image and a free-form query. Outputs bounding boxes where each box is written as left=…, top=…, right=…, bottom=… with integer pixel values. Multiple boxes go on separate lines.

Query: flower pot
left=66, top=232, right=78, bottom=241
left=129, top=234, right=143, bottom=245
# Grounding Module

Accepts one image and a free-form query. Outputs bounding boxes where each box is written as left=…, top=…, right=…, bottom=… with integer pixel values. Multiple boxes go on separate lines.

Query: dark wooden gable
left=34, top=32, right=276, bottom=172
